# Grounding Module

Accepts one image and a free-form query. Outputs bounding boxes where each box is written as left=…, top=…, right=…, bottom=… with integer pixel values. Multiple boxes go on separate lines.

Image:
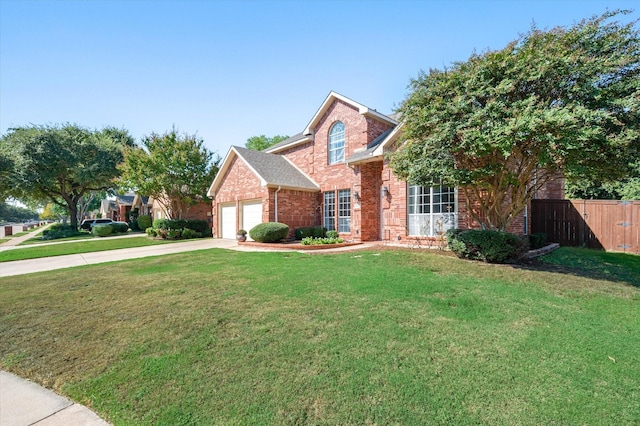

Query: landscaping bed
left=238, top=240, right=362, bottom=250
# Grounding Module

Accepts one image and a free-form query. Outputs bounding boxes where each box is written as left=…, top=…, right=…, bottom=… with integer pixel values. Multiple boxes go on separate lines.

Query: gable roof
left=116, top=194, right=134, bottom=205
left=265, top=91, right=398, bottom=154
left=345, top=123, right=404, bottom=165
left=207, top=146, right=319, bottom=197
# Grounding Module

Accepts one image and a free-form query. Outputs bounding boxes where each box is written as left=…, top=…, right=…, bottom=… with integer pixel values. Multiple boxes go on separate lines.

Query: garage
left=241, top=200, right=262, bottom=240
left=220, top=204, right=236, bottom=239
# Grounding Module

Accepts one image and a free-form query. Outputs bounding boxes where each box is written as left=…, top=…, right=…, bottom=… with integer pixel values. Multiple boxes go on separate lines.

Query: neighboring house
left=131, top=194, right=153, bottom=217
left=99, top=199, right=117, bottom=220
left=208, top=92, right=563, bottom=242
left=115, top=194, right=135, bottom=222
left=149, top=194, right=213, bottom=225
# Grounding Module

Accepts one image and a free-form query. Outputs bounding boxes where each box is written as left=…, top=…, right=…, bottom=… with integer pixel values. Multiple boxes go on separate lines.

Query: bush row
left=301, top=236, right=344, bottom=245
left=146, top=227, right=202, bottom=240
left=92, top=222, right=129, bottom=237
left=446, top=229, right=527, bottom=263
left=42, top=224, right=84, bottom=240
left=153, top=219, right=211, bottom=236
left=294, top=226, right=326, bottom=240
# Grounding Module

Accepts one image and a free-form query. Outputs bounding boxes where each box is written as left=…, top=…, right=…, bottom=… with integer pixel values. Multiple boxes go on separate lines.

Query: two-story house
left=207, top=92, right=563, bottom=242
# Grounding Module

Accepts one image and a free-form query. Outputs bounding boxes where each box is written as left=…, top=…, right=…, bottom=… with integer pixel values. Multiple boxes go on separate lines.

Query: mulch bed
left=237, top=240, right=363, bottom=250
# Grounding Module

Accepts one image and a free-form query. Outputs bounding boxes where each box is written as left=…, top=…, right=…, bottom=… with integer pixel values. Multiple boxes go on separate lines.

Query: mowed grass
left=0, top=247, right=638, bottom=425
left=0, top=235, right=178, bottom=262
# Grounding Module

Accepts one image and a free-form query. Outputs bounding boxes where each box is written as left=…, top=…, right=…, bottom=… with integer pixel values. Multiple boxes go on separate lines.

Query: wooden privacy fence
left=531, top=199, right=640, bottom=254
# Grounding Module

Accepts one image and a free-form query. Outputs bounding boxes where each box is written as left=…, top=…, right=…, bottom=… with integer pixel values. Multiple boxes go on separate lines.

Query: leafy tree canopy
left=245, top=134, right=289, bottom=151
left=565, top=158, right=640, bottom=199
left=118, top=128, right=220, bottom=220
left=0, top=202, right=39, bottom=223
left=391, top=10, right=640, bottom=230
left=0, top=124, right=133, bottom=229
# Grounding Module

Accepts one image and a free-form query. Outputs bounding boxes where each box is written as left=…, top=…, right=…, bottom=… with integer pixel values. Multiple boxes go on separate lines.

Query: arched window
left=328, top=121, right=345, bottom=164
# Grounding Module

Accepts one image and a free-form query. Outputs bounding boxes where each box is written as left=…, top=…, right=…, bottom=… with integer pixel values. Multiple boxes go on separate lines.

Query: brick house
left=208, top=92, right=563, bottom=242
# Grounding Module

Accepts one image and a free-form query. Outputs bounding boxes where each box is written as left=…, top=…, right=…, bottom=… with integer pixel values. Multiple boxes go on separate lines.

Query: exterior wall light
left=382, top=186, right=389, bottom=197
left=353, top=191, right=360, bottom=201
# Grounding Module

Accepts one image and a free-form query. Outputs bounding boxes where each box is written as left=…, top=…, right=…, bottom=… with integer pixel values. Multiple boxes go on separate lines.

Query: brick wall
left=266, top=188, right=319, bottom=238
left=380, top=160, right=409, bottom=242
left=212, top=155, right=265, bottom=237
left=278, top=99, right=394, bottom=241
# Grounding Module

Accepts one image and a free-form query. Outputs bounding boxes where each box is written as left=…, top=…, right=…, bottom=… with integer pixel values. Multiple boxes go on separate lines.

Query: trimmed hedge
left=111, top=222, right=130, bottom=233
left=137, top=215, right=152, bottom=231
left=446, top=229, right=527, bottom=263
left=92, top=224, right=113, bottom=237
left=527, top=232, right=547, bottom=250
left=152, top=219, right=211, bottom=236
left=294, top=226, right=326, bottom=240
left=249, top=222, right=289, bottom=243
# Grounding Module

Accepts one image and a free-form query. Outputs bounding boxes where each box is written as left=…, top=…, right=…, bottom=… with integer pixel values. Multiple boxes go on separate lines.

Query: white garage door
left=220, top=204, right=236, bottom=239
left=242, top=201, right=262, bottom=240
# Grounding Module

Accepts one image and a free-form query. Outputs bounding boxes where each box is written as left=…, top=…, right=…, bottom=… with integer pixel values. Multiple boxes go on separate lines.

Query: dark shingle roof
left=234, top=146, right=319, bottom=191
left=263, top=132, right=308, bottom=153
left=116, top=195, right=134, bottom=205
left=345, top=128, right=394, bottom=163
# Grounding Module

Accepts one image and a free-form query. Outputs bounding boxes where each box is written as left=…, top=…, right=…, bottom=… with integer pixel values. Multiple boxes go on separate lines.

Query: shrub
left=128, top=220, right=140, bottom=232
left=325, top=230, right=339, bottom=239
left=92, top=224, right=113, bottom=237
left=152, top=219, right=211, bottom=237
left=300, top=236, right=344, bottom=245
left=137, top=215, right=152, bottom=232
left=527, top=232, right=547, bottom=250
left=42, top=224, right=84, bottom=240
left=166, top=229, right=182, bottom=240
left=447, top=229, right=527, bottom=263
left=249, top=222, right=289, bottom=243
left=295, top=226, right=326, bottom=240
left=111, top=222, right=129, bottom=233
left=146, top=227, right=156, bottom=237
left=181, top=228, right=195, bottom=239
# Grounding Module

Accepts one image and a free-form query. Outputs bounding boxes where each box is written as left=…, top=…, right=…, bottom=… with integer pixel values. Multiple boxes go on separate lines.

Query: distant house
left=115, top=194, right=135, bottom=222
left=146, top=194, right=212, bottom=226
left=132, top=194, right=152, bottom=217
left=208, top=92, right=563, bottom=242
left=99, top=199, right=117, bottom=220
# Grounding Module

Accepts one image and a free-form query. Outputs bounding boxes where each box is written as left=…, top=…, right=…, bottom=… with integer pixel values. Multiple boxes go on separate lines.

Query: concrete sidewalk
left=0, top=371, right=108, bottom=425
left=0, top=238, right=242, bottom=278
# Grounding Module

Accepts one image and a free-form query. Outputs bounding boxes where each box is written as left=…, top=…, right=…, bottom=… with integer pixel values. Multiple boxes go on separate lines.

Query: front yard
left=0, top=235, right=180, bottom=263
left=0, top=247, right=638, bottom=424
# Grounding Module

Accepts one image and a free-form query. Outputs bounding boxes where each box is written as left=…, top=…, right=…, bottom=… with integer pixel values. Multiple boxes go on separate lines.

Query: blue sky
left=1, top=0, right=637, bottom=157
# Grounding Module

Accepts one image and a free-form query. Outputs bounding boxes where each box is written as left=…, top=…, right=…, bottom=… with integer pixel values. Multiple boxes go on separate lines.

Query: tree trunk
left=67, top=201, right=79, bottom=230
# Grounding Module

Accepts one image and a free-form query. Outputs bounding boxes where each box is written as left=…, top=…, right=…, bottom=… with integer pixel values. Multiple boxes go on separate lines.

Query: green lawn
left=0, top=235, right=179, bottom=263
left=0, top=247, right=638, bottom=425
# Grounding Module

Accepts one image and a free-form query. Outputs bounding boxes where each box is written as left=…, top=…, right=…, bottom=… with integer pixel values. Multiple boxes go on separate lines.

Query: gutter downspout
left=274, top=186, right=282, bottom=222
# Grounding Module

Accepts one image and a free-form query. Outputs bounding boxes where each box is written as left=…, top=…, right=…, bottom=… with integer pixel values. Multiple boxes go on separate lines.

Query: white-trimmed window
left=338, top=189, right=351, bottom=233
left=324, top=192, right=335, bottom=231
left=323, top=189, right=351, bottom=233
left=328, top=122, right=345, bottom=164
left=408, top=184, right=457, bottom=236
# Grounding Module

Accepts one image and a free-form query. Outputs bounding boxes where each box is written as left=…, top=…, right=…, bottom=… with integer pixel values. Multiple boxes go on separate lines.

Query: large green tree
left=245, top=134, right=289, bottom=151
left=0, top=124, right=133, bottom=229
left=391, top=10, right=639, bottom=230
left=118, top=128, right=220, bottom=220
